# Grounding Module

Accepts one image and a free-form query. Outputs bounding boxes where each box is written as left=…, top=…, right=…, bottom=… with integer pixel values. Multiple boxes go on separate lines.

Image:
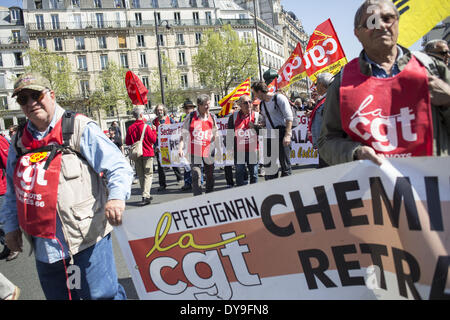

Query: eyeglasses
left=358, top=14, right=398, bottom=30
left=16, top=90, right=46, bottom=106
left=241, top=101, right=251, bottom=105
left=435, top=50, right=450, bottom=56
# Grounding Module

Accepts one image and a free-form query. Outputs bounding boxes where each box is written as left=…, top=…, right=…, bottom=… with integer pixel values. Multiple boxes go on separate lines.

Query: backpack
left=14, top=111, right=81, bottom=170
left=262, top=94, right=299, bottom=128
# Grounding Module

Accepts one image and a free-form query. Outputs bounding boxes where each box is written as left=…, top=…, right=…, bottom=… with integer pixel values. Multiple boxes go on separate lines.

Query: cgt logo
left=304, top=35, right=339, bottom=69
left=349, top=95, right=418, bottom=152
left=16, top=155, right=48, bottom=191
left=144, top=213, right=261, bottom=299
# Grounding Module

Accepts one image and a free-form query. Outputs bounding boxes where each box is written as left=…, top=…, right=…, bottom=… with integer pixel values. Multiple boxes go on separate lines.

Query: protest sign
left=116, top=156, right=450, bottom=300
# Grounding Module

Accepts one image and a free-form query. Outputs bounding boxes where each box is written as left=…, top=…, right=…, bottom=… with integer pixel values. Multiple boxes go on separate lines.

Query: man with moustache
left=318, top=0, right=450, bottom=166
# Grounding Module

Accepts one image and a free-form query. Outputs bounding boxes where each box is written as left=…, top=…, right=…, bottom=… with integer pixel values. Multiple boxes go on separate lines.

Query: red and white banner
left=116, top=156, right=450, bottom=300
left=275, top=43, right=307, bottom=90
left=304, top=19, right=348, bottom=82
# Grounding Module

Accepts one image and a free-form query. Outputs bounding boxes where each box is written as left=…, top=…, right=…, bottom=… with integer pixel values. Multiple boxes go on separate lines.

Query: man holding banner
left=178, top=94, right=221, bottom=196
left=318, top=0, right=450, bottom=166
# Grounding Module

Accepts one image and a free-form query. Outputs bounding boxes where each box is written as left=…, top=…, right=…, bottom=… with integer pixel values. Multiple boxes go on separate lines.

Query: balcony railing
left=0, top=37, right=29, bottom=45
left=25, top=18, right=284, bottom=41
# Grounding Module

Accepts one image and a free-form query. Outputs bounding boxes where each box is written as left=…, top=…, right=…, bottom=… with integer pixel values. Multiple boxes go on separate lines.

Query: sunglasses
left=16, top=90, right=47, bottom=106
left=435, top=50, right=450, bottom=56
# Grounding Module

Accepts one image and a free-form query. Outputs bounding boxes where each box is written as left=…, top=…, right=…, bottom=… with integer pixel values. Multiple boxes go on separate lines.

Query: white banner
left=116, top=156, right=450, bottom=300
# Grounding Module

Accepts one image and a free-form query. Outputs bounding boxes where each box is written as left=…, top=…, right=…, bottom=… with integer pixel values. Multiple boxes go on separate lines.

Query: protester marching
left=0, top=0, right=449, bottom=304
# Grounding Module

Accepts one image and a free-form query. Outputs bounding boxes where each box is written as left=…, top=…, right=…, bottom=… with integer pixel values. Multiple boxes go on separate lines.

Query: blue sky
left=1, top=0, right=424, bottom=60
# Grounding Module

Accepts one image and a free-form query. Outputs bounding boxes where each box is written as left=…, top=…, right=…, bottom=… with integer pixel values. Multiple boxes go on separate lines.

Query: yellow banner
left=309, top=57, right=348, bottom=83
left=396, top=0, right=450, bottom=48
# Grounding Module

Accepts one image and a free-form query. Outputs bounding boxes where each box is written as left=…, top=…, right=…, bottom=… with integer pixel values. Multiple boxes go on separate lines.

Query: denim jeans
left=35, top=234, right=126, bottom=300
left=235, top=164, right=258, bottom=186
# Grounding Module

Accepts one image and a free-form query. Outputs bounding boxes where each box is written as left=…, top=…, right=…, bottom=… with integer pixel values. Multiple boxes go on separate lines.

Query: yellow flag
left=396, top=0, right=450, bottom=48
left=218, top=78, right=251, bottom=117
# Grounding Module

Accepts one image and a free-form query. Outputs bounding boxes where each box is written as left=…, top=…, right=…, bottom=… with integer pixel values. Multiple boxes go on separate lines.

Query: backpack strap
left=61, top=110, right=77, bottom=147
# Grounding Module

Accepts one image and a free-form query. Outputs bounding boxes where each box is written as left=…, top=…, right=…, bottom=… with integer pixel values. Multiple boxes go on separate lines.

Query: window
left=34, top=0, right=42, bottom=9
left=75, top=37, right=85, bottom=50
left=96, top=13, right=104, bottom=28
left=205, top=12, right=212, bottom=25
left=176, top=33, right=184, bottom=45
left=49, top=0, right=58, bottom=9
left=36, top=14, right=44, bottom=30
left=189, top=0, right=197, bottom=8
left=0, top=96, right=7, bottom=110
left=14, top=52, right=23, bottom=66
left=135, top=13, right=142, bottom=26
left=193, top=12, right=199, bottom=25
left=51, top=14, right=60, bottom=29
left=73, top=14, right=82, bottom=29
left=100, top=54, right=108, bottom=70
left=56, top=60, right=65, bottom=72
left=78, top=55, right=87, bottom=71
left=80, top=80, right=90, bottom=97
left=0, top=75, right=5, bottom=89
left=172, top=0, right=178, bottom=8
left=118, top=35, right=127, bottom=48
left=12, top=31, right=21, bottom=43
left=72, top=0, right=80, bottom=7
left=142, top=76, right=149, bottom=88
left=114, top=0, right=122, bottom=8
left=132, top=0, right=140, bottom=8
left=11, top=8, right=21, bottom=21
left=181, top=74, right=188, bottom=88
left=151, top=0, right=159, bottom=8
left=38, top=38, right=47, bottom=49
left=54, top=38, right=63, bottom=51
left=137, top=34, right=145, bottom=47
left=202, top=0, right=209, bottom=7
left=157, top=34, right=164, bottom=46
left=98, top=36, right=107, bottom=49
left=195, top=32, right=202, bottom=44
left=120, top=53, right=128, bottom=68
left=93, top=0, right=102, bottom=8
left=178, top=51, right=186, bottom=65
left=139, top=52, right=147, bottom=68
left=174, top=12, right=181, bottom=25
left=0, top=54, right=2, bottom=66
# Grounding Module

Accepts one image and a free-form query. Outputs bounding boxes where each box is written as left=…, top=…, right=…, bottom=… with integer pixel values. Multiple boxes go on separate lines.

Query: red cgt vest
left=189, top=112, right=214, bottom=158
left=234, top=111, right=258, bottom=153
left=13, top=119, right=64, bottom=239
left=340, top=56, right=433, bottom=157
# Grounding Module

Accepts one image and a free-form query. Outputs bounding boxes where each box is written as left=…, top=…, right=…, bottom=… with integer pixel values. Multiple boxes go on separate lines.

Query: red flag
left=304, top=19, right=347, bottom=82
left=275, top=42, right=307, bottom=90
left=125, top=71, right=148, bottom=105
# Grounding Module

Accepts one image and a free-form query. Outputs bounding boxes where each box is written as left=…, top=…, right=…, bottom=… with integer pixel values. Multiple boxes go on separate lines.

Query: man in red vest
left=152, top=104, right=183, bottom=192
left=318, top=0, right=450, bottom=166
left=178, top=94, right=221, bottom=196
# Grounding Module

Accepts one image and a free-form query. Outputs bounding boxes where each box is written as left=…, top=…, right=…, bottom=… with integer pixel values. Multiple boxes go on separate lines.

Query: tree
left=24, top=48, right=75, bottom=104
left=151, top=54, right=186, bottom=113
left=89, top=62, right=132, bottom=122
left=192, top=24, right=258, bottom=97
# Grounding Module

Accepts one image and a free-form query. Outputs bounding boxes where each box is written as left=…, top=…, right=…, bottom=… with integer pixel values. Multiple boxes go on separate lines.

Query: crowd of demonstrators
left=152, top=104, right=183, bottom=192
left=178, top=94, right=221, bottom=196
left=252, top=81, right=294, bottom=180
left=307, top=72, right=334, bottom=168
left=319, top=0, right=450, bottom=166
left=0, top=72, right=133, bottom=300
left=125, top=106, right=157, bottom=206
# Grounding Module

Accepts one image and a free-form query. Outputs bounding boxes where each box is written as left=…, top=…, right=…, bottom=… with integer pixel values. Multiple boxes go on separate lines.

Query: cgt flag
left=394, top=0, right=450, bottom=48
left=305, top=18, right=348, bottom=83
left=218, top=78, right=251, bottom=117
left=275, top=42, right=307, bottom=90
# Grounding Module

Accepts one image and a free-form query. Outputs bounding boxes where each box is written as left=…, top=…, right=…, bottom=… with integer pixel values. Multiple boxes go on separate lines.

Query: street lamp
left=253, top=0, right=263, bottom=81
left=154, top=11, right=171, bottom=106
